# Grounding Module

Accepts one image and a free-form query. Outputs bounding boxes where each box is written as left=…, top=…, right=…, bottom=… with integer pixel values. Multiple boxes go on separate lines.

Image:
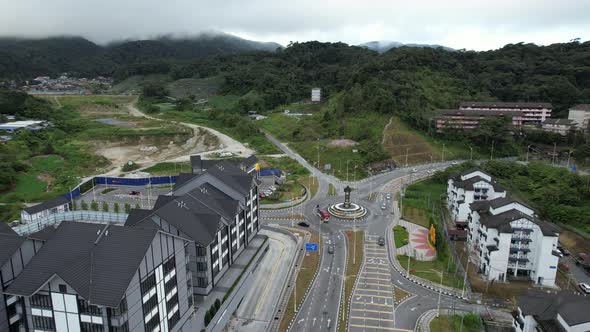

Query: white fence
left=14, top=211, right=128, bottom=236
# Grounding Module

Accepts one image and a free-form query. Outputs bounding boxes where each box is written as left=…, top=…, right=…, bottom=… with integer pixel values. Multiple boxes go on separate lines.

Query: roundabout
left=327, top=185, right=367, bottom=219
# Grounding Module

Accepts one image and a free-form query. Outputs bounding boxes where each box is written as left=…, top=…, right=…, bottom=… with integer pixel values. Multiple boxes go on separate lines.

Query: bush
left=90, top=201, right=99, bottom=211
left=124, top=203, right=131, bottom=213
left=122, top=161, right=140, bottom=172
left=81, top=200, right=88, bottom=210
left=113, top=202, right=120, bottom=213
left=214, top=298, right=221, bottom=310
left=101, top=201, right=109, bottom=212
left=204, top=311, right=211, bottom=326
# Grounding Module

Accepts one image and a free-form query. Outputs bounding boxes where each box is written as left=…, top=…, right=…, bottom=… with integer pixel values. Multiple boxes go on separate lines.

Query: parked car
left=412, top=168, right=418, bottom=173
left=378, top=237, right=385, bottom=246
left=297, top=221, right=310, bottom=228
left=128, top=191, right=141, bottom=195
left=451, top=161, right=459, bottom=165
left=386, top=193, right=392, bottom=200
left=381, top=203, right=387, bottom=210
left=578, top=283, right=590, bottom=294
left=328, top=245, right=334, bottom=254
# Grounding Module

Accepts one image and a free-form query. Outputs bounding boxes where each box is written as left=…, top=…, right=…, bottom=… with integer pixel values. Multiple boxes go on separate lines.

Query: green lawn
left=260, top=181, right=305, bottom=203
left=14, top=175, right=47, bottom=194
left=393, top=225, right=409, bottom=248
left=328, top=183, right=337, bottom=196
left=402, top=179, right=446, bottom=227
left=430, top=314, right=482, bottom=332
left=397, top=255, right=464, bottom=289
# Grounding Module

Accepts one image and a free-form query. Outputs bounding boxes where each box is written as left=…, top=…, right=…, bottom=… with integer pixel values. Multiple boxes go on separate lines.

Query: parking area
left=75, top=184, right=172, bottom=210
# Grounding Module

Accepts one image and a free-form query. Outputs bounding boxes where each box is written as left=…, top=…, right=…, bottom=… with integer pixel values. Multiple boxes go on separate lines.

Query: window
left=168, top=310, right=180, bottom=330
left=197, top=262, right=207, bottom=271
left=145, top=313, right=160, bottom=332
left=31, top=293, right=52, bottom=309
left=163, top=257, right=176, bottom=275
left=81, top=322, right=104, bottom=332
left=78, top=298, right=102, bottom=316
left=110, top=322, right=129, bottom=332
left=58, top=284, right=67, bottom=293
left=33, top=316, right=55, bottom=330
left=143, top=295, right=158, bottom=314
left=197, top=277, right=208, bottom=288
left=111, top=297, right=128, bottom=316
left=196, top=246, right=207, bottom=256
left=140, top=273, right=156, bottom=295
left=166, top=293, right=178, bottom=312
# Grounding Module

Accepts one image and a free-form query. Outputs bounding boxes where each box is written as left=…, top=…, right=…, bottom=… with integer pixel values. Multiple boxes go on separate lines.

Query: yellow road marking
left=355, top=288, right=392, bottom=294
left=254, top=236, right=285, bottom=315
left=352, top=301, right=393, bottom=308
left=349, top=324, right=412, bottom=331
left=350, top=308, right=392, bottom=315
left=359, top=282, right=392, bottom=288
left=354, top=293, right=392, bottom=299
left=363, top=271, right=390, bottom=276
left=360, top=276, right=390, bottom=282
left=350, top=316, right=394, bottom=322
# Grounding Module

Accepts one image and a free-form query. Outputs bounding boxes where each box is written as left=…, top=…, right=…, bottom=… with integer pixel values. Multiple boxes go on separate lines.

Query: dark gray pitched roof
left=0, top=233, right=25, bottom=267
left=438, top=108, right=524, bottom=116
left=460, top=101, right=552, bottom=109
left=28, top=225, right=58, bottom=241
left=479, top=208, right=558, bottom=236
left=205, top=161, right=255, bottom=195
left=173, top=173, right=197, bottom=190
left=489, top=197, right=532, bottom=210
left=518, top=291, right=590, bottom=326
left=23, top=196, right=69, bottom=215
left=186, top=184, right=240, bottom=223
left=543, top=118, right=575, bottom=125
left=5, top=222, right=158, bottom=308
left=124, top=208, right=153, bottom=226
left=153, top=196, right=221, bottom=246
left=469, top=200, right=493, bottom=212
left=190, top=155, right=220, bottom=173
left=0, top=221, right=18, bottom=236
left=570, top=104, right=590, bottom=111
left=453, top=175, right=504, bottom=192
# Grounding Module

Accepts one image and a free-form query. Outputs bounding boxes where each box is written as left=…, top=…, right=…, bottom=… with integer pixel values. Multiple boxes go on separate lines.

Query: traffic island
left=328, top=186, right=367, bottom=219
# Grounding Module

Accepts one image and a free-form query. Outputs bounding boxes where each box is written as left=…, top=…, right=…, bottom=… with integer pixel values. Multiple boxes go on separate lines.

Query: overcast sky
left=1, top=0, right=588, bottom=50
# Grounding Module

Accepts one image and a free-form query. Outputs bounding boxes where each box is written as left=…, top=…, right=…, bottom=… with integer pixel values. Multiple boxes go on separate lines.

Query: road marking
left=350, top=308, right=393, bottom=314
left=349, top=324, right=412, bottom=331
left=254, top=236, right=285, bottom=315
left=352, top=301, right=393, bottom=308
left=363, top=271, right=390, bottom=276
left=359, top=276, right=390, bottom=282
left=359, top=282, right=392, bottom=288
left=350, top=316, right=393, bottom=322
left=365, top=266, right=390, bottom=272
left=354, top=293, right=392, bottom=299
left=354, top=288, right=392, bottom=294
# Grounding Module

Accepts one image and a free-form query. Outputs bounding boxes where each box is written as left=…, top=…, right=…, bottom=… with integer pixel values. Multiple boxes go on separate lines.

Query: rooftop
left=543, top=118, right=576, bottom=125
left=23, top=195, right=69, bottom=215
left=518, top=290, right=590, bottom=326
left=570, top=104, right=590, bottom=111
left=460, top=101, right=552, bottom=109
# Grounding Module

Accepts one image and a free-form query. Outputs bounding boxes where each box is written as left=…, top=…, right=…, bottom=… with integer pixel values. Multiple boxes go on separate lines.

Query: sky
left=0, top=0, right=589, bottom=50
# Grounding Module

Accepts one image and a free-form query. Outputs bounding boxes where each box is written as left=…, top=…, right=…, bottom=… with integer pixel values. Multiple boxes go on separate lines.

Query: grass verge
left=278, top=229, right=321, bottom=332
left=339, top=230, right=364, bottom=332
left=430, top=314, right=482, bottom=332
left=397, top=254, right=464, bottom=289
left=393, top=225, right=409, bottom=248
left=328, top=183, right=337, bottom=196
left=143, top=161, right=192, bottom=175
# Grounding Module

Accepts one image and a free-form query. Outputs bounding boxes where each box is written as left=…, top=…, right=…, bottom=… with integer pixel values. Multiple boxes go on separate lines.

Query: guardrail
left=15, top=211, right=128, bottom=236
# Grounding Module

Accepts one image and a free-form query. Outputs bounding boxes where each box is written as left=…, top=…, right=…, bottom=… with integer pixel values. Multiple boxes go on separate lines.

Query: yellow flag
left=255, top=163, right=260, bottom=172
left=429, top=224, right=436, bottom=246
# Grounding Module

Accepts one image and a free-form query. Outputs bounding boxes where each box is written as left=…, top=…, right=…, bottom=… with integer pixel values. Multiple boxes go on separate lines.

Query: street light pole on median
left=526, top=144, right=532, bottom=162
left=437, top=270, right=444, bottom=317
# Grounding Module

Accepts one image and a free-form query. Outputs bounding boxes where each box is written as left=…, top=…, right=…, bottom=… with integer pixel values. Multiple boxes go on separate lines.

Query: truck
left=318, top=209, right=330, bottom=222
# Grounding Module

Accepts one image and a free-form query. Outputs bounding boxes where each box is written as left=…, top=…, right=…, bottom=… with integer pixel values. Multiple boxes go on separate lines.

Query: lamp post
left=442, top=144, right=446, bottom=162
left=405, top=147, right=409, bottom=167
left=437, top=270, right=444, bottom=317
left=468, top=146, right=473, bottom=161
left=490, top=140, right=495, bottom=160
left=346, top=160, right=351, bottom=182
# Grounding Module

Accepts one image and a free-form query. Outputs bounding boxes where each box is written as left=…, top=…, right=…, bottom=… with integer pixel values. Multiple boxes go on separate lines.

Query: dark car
left=298, top=221, right=310, bottom=228
left=378, top=237, right=385, bottom=246
left=128, top=191, right=141, bottom=195
left=328, top=245, right=335, bottom=254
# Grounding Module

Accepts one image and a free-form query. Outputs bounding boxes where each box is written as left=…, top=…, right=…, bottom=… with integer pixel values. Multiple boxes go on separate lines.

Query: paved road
left=260, top=133, right=505, bottom=331
left=76, top=184, right=170, bottom=209
left=229, top=229, right=298, bottom=332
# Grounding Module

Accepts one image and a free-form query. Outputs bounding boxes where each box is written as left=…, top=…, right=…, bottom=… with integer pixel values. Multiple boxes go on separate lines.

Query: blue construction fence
left=64, top=176, right=178, bottom=200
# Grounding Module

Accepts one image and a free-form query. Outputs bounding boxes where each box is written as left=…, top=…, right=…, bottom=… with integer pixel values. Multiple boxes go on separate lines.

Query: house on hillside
left=20, top=196, right=70, bottom=224
left=542, top=118, right=576, bottom=136
left=568, top=104, right=590, bottom=130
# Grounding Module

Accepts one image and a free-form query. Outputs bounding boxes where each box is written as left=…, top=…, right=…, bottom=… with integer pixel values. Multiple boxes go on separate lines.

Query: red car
left=129, top=191, right=141, bottom=195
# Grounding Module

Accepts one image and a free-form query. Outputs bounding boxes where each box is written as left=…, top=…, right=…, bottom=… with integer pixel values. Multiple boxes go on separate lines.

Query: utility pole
left=552, top=142, right=557, bottom=165
left=437, top=270, right=444, bottom=317
left=526, top=144, right=531, bottom=162
left=405, top=147, right=409, bottom=167
left=469, top=146, right=473, bottom=161
left=353, top=217, right=356, bottom=265
left=317, top=138, right=320, bottom=172
left=490, top=140, right=495, bottom=160
left=442, top=144, right=446, bottom=162
left=346, top=160, right=350, bottom=182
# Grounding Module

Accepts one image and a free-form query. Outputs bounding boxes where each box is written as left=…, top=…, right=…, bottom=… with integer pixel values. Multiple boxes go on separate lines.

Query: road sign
left=306, top=243, right=318, bottom=251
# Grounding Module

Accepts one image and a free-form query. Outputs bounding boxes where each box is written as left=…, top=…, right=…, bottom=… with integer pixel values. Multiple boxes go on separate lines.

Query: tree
left=81, top=200, right=88, bottom=210
left=102, top=201, right=109, bottom=212
left=135, top=203, right=141, bottom=209
left=90, top=201, right=99, bottom=211
left=124, top=203, right=131, bottom=213
left=204, top=311, right=211, bottom=326
left=113, top=202, right=120, bottom=213
left=214, top=298, right=221, bottom=310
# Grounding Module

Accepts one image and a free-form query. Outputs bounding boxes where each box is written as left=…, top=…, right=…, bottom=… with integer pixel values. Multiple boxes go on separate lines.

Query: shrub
left=214, top=298, right=221, bottom=310
left=124, top=203, right=131, bottom=213
left=101, top=201, right=109, bottom=212
left=90, top=201, right=99, bottom=211
left=204, top=311, right=211, bottom=326
left=113, top=202, right=120, bottom=213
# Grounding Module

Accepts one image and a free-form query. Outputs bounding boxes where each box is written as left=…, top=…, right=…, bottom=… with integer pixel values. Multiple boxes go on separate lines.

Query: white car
left=451, top=161, right=458, bottom=165
left=579, top=283, right=590, bottom=294
left=411, top=168, right=418, bottom=173
left=386, top=193, right=392, bottom=200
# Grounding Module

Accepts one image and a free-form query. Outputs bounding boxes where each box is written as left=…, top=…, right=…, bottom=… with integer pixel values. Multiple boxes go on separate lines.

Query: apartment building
left=513, top=291, right=590, bottom=332
left=568, top=104, right=590, bottom=130
left=436, top=101, right=552, bottom=131
left=541, top=118, right=576, bottom=136
left=126, top=160, right=260, bottom=296
left=459, top=101, right=552, bottom=125
left=447, top=169, right=506, bottom=229
left=2, top=221, right=195, bottom=332
left=448, top=170, right=560, bottom=287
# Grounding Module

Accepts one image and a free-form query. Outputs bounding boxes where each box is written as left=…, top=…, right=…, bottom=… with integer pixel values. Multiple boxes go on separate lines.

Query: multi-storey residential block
left=311, top=88, right=321, bottom=102
left=448, top=170, right=560, bottom=287
left=436, top=101, right=553, bottom=131
left=459, top=101, right=552, bottom=125
left=541, top=118, right=576, bottom=136
left=568, top=104, right=590, bottom=130
left=3, top=222, right=194, bottom=332
left=447, top=169, right=506, bottom=229
left=513, top=291, right=590, bottom=332
left=126, top=160, right=260, bottom=296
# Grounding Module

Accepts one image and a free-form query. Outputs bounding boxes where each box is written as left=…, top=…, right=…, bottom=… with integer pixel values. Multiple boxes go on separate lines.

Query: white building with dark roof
left=568, top=104, right=590, bottom=130
left=3, top=222, right=195, bottom=332
left=514, top=291, right=590, bottom=332
left=447, top=169, right=507, bottom=228
left=20, top=196, right=70, bottom=224
left=542, top=118, right=576, bottom=135
left=449, top=170, right=560, bottom=287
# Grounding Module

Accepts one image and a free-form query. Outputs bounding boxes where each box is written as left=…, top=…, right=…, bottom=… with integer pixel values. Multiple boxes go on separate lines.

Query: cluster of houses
left=1, top=155, right=262, bottom=332
left=436, top=102, right=590, bottom=136
left=21, top=75, right=113, bottom=95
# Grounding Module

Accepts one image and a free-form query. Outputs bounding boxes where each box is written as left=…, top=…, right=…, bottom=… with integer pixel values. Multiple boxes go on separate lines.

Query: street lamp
left=468, top=146, right=473, bottom=161
left=441, top=144, right=446, bottom=162
left=526, top=144, right=532, bottom=162
left=405, top=147, right=409, bottom=167
left=490, top=140, right=495, bottom=160
left=346, top=160, right=351, bottom=182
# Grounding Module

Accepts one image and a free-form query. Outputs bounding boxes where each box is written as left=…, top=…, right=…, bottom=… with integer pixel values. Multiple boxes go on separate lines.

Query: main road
left=260, top=132, right=490, bottom=331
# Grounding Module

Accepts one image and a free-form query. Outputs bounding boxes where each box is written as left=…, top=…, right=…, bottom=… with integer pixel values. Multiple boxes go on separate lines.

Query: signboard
left=306, top=243, right=318, bottom=251
left=549, top=266, right=557, bottom=269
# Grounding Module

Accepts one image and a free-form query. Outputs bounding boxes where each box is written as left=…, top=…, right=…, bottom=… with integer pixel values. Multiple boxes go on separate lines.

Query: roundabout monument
left=328, top=185, right=367, bottom=219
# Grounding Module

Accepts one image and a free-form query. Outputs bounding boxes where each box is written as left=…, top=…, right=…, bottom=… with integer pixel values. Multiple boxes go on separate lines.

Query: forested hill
left=0, top=34, right=282, bottom=80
